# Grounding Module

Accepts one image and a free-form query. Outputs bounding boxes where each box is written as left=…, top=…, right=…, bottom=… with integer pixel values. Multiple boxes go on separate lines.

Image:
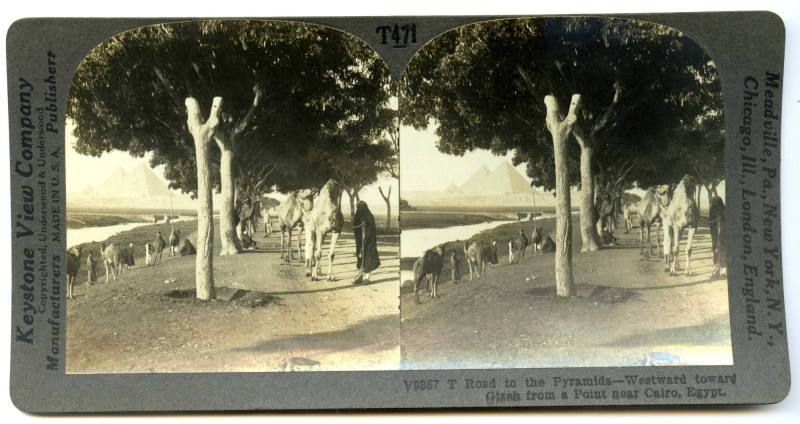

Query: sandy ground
left=66, top=225, right=400, bottom=373
left=67, top=213, right=731, bottom=373
left=400, top=217, right=733, bottom=369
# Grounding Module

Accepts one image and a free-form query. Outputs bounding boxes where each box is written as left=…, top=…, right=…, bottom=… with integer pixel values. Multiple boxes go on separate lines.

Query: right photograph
left=398, top=17, right=732, bottom=369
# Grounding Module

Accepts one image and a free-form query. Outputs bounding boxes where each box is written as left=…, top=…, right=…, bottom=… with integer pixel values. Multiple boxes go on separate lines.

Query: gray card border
left=5, top=12, right=789, bottom=412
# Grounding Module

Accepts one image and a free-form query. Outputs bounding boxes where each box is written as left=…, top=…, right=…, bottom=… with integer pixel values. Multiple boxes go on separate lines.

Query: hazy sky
left=65, top=120, right=398, bottom=212
left=65, top=121, right=174, bottom=193
left=400, top=123, right=531, bottom=193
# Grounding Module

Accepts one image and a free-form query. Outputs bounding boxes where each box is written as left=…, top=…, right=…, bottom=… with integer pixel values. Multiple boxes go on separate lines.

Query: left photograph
left=65, top=20, right=400, bottom=373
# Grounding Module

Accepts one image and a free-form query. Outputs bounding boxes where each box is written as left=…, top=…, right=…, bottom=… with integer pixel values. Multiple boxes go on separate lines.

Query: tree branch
left=563, top=94, right=582, bottom=130
left=206, top=97, right=223, bottom=132
left=572, top=124, right=589, bottom=149
left=154, top=66, right=184, bottom=111
left=591, top=81, right=622, bottom=137
left=185, top=97, right=204, bottom=136
left=513, top=111, right=540, bottom=131
left=543, top=95, right=560, bottom=133
left=516, top=65, right=536, bottom=96
left=233, top=84, right=263, bottom=139
left=192, top=62, right=212, bottom=99
left=378, top=185, right=391, bottom=201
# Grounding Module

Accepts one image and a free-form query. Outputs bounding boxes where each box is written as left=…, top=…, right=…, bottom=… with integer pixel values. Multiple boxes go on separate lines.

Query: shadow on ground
left=237, top=314, right=399, bottom=355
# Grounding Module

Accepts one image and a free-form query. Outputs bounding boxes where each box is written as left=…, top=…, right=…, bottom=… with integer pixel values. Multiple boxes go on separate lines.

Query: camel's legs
left=326, top=231, right=339, bottom=281
left=639, top=221, right=647, bottom=256
left=468, top=260, right=474, bottom=281
left=304, top=229, right=315, bottom=277
left=670, top=227, right=682, bottom=275
left=311, top=232, right=325, bottom=281
left=663, top=225, right=672, bottom=272
left=684, top=226, right=696, bottom=276
left=105, top=261, right=110, bottom=284
left=656, top=221, right=663, bottom=257
left=288, top=228, right=294, bottom=261
left=279, top=227, right=287, bottom=261
left=651, top=224, right=658, bottom=257
left=297, top=225, right=304, bottom=262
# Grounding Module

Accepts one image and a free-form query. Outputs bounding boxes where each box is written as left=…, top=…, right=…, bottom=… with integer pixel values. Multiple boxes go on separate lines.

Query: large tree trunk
left=544, top=94, right=581, bottom=297
left=575, top=133, right=601, bottom=252
left=379, top=185, right=392, bottom=230
left=216, top=140, right=241, bottom=256
left=697, top=184, right=702, bottom=209
left=186, top=97, right=223, bottom=301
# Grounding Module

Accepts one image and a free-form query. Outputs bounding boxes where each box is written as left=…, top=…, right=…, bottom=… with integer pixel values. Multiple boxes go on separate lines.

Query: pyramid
left=128, top=163, right=173, bottom=197
left=444, top=182, right=461, bottom=194
left=94, top=163, right=173, bottom=198
left=460, top=164, right=491, bottom=190
left=459, top=161, right=532, bottom=195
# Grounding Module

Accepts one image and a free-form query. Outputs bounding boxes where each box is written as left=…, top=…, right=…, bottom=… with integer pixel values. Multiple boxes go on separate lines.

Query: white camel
left=662, top=175, right=700, bottom=276
left=300, top=179, right=344, bottom=281
left=277, top=191, right=305, bottom=262
left=637, top=186, right=669, bottom=257
left=261, top=206, right=273, bottom=237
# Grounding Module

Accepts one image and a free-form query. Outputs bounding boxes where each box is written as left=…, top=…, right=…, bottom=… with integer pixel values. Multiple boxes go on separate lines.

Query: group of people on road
left=242, top=194, right=382, bottom=285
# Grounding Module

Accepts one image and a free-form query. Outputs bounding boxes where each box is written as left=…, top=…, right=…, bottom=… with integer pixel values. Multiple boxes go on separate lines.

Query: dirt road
left=400, top=219, right=733, bottom=369
left=66, top=226, right=400, bottom=373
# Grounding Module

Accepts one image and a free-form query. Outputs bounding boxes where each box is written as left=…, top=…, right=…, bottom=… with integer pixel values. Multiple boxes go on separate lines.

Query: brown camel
left=101, top=242, right=133, bottom=283
left=277, top=191, right=305, bottom=263
left=300, top=179, right=344, bottom=281
left=168, top=229, right=180, bottom=256
left=66, top=246, right=82, bottom=299
left=662, top=175, right=700, bottom=276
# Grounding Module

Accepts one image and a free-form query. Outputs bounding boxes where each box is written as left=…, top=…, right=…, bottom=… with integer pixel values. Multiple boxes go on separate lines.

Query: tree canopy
left=68, top=20, right=395, bottom=198
left=68, top=20, right=396, bottom=298
left=400, top=17, right=724, bottom=192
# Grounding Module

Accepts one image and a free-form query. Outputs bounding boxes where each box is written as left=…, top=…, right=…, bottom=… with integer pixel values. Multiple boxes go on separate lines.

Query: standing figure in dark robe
left=709, top=194, right=727, bottom=278
left=239, top=197, right=256, bottom=237
left=152, top=231, right=166, bottom=266
left=352, top=200, right=381, bottom=284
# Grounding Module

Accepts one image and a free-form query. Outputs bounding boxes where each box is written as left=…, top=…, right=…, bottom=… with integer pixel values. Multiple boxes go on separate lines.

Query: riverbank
left=67, top=213, right=149, bottom=229
left=400, top=211, right=514, bottom=231
left=400, top=216, right=732, bottom=369
left=399, top=216, right=557, bottom=273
